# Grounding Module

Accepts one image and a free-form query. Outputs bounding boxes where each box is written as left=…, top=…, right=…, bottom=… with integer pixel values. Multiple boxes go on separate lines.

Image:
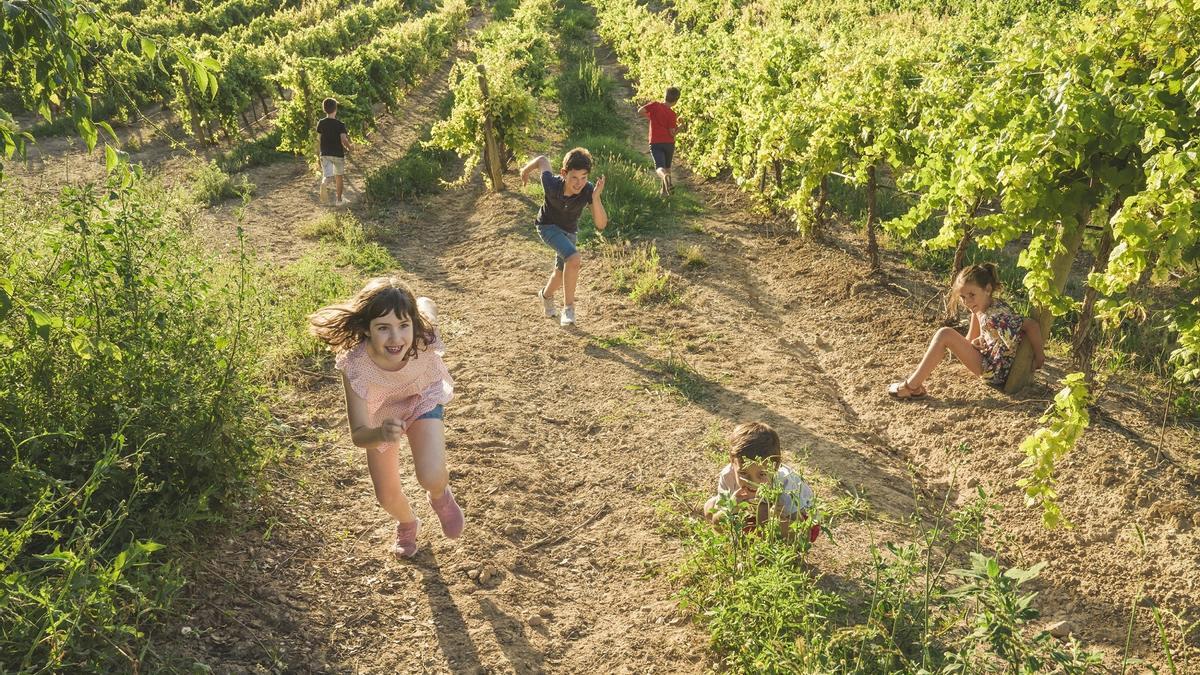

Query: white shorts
left=320, top=155, right=345, bottom=181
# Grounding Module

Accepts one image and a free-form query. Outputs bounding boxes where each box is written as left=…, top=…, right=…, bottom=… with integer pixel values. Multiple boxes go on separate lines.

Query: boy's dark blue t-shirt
left=536, top=170, right=594, bottom=234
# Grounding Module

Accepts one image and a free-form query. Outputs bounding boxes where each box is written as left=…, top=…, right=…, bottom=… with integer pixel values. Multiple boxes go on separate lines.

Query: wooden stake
left=1004, top=204, right=1089, bottom=394
left=477, top=64, right=506, bottom=192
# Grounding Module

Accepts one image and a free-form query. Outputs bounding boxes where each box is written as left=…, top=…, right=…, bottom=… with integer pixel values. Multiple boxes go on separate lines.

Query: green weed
left=299, top=212, right=396, bottom=275
left=609, top=241, right=679, bottom=304
left=632, top=351, right=707, bottom=402
left=677, top=243, right=707, bottom=268
left=593, top=325, right=647, bottom=348
left=191, top=159, right=254, bottom=206
left=671, top=480, right=1106, bottom=673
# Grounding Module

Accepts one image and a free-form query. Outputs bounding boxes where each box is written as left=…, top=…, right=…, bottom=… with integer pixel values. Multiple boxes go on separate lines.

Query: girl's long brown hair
left=956, top=262, right=1002, bottom=292
left=308, top=277, right=435, bottom=358
left=951, top=263, right=1003, bottom=311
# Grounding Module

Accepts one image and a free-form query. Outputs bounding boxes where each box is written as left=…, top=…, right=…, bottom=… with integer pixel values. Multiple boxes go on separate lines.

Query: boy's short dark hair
left=562, top=147, right=592, bottom=173
left=323, top=98, right=338, bottom=114
left=729, top=422, right=781, bottom=465
left=665, top=87, right=680, bottom=104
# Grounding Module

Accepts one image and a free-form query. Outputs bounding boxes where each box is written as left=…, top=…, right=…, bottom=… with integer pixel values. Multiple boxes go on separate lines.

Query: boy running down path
left=519, top=148, right=607, bottom=327
left=638, top=87, right=680, bottom=196
left=317, top=98, right=352, bottom=205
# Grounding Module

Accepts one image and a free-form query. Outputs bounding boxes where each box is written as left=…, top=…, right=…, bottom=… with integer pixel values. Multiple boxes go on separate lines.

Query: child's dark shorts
left=650, top=142, right=675, bottom=170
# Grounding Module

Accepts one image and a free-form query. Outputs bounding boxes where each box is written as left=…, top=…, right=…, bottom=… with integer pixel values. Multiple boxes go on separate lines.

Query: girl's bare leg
left=408, top=418, right=449, bottom=499
left=365, top=446, right=417, bottom=522
left=563, top=253, right=581, bottom=306
left=907, top=327, right=985, bottom=387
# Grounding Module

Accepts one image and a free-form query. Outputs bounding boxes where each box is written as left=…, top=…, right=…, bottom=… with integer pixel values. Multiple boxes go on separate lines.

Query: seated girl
left=889, top=263, right=1045, bottom=399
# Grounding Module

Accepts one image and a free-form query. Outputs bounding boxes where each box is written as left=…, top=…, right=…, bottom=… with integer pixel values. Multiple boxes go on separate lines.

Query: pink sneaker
left=393, top=518, right=421, bottom=558
left=428, top=487, right=465, bottom=539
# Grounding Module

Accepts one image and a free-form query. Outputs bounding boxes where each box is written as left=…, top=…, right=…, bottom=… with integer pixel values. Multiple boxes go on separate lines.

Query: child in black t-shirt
left=518, top=148, right=607, bottom=326
left=316, top=98, right=352, bottom=205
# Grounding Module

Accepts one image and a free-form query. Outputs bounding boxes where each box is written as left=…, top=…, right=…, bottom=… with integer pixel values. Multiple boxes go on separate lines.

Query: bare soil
left=8, top=12, right=1197, bottom=674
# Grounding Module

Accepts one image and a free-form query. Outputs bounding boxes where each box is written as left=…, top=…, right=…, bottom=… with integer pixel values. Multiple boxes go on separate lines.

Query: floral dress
left=977, top=299, right=1024, bottom=387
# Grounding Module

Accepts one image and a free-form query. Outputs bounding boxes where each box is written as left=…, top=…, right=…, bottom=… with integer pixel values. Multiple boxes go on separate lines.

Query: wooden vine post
left=1004, top=207, right=1089, bottom=394
left=865, top=163, right=881, bottom=271
left=477, top=64, right=506, bottom=192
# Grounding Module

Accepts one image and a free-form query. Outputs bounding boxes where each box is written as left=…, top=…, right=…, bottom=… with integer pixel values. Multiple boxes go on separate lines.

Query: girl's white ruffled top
left=335, top=331, right=454, bottom=452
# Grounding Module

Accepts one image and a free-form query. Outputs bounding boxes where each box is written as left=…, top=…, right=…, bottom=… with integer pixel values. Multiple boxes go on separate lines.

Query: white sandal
left=887, top=379, right=927, bottom=399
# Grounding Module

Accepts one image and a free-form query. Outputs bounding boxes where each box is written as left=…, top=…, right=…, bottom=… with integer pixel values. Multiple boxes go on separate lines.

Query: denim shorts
left=415, top=404, right=444, bottom=422
left=536, top=223, right=578, bottom=270
left=650, top=142, right=674, bottom=169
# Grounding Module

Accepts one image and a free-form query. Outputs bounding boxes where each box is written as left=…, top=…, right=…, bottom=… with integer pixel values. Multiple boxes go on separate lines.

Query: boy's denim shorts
left=536, top=223, right=578, bottom=270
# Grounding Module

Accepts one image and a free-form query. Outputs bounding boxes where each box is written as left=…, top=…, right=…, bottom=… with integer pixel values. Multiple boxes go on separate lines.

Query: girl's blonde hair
left=308, top=277, right=435, bottom=357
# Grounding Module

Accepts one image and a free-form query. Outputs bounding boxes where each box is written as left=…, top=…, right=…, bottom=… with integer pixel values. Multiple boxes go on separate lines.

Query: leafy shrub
left=217, top=128, right=288, bottom=173
left=1, top=435, right=183, bottom=672
left=0, top=170, right=365, bottom=669
left=191, top=159, right=254, bottom=205
left=365, top=129, right=454, bottom=203
left=0, top=178, right=277, bottom=669
left=674, top=480, right=1105, bottom=673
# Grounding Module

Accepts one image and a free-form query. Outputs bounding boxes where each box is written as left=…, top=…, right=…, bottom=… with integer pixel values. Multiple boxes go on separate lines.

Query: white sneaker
left=560, top=305, right=575, bottom=326
left=538, top=289, right=557, bottom=318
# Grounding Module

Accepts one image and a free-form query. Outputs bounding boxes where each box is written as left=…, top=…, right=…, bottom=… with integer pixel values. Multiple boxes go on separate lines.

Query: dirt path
left=74, top=13, right=1198, bottom=675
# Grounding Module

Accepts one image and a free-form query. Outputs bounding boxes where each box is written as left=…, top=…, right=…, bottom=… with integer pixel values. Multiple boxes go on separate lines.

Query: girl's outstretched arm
left=344, top=374, right=404, bottom=449
left=591, top=175, right=608, bottom=231
left=1022, top=318, right=1045, bottom=369
left=519, top=155, right=553, bottom=185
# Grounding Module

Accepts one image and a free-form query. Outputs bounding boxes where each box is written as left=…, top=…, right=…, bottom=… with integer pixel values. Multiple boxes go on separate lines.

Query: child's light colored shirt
left=716, top=463, right=814, bottom=516
left=336, top=329, right=453, bottom=452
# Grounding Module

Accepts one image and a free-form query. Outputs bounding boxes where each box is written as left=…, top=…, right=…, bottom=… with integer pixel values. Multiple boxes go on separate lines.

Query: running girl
left=309, top=277, right=464, bottom=557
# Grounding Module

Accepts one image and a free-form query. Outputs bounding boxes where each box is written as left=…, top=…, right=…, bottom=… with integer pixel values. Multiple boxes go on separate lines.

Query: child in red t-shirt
left=637, top=87, right=680, bottom=196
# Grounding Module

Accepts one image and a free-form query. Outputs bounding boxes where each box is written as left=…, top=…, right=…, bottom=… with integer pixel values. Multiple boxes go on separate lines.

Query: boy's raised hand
left=594, top=175, right=606, bottom=197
